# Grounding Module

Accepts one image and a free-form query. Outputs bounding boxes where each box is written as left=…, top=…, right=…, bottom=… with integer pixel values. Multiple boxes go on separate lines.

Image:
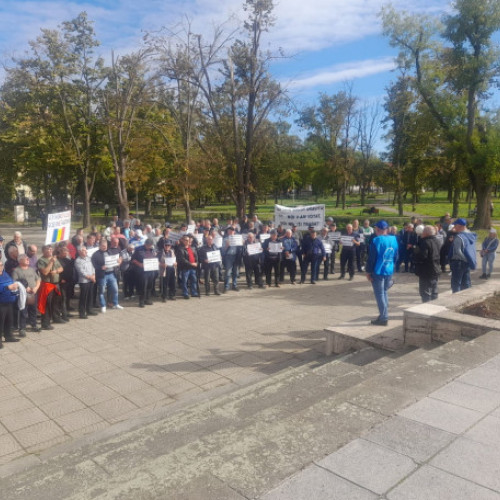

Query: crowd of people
left=0, top=212, right=495, bottom=348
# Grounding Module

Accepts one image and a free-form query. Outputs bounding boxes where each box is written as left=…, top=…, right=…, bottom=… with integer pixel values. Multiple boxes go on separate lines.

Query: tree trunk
left=82, top=181, right=91, bottom=228
left=452, top=188, right=460, bottom=218
left=473, top=182, right=492, bottom=229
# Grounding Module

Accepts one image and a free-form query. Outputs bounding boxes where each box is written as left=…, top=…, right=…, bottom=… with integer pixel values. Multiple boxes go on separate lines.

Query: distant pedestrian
left=479, top=228, right=498, bottom=279
left=365, top=220, right=398, bottom=326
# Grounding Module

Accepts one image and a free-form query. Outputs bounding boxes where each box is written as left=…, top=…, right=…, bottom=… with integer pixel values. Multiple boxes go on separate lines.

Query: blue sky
left=0, top=0, right=455, bottom=147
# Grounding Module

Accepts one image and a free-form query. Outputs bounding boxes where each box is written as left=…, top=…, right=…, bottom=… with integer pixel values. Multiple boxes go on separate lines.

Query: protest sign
left=259, top=233, right=270, bottom=241
left=104, top=254, right=119, bottom=270
left=323, top=241, right=332, bottom=254
left=143, top=258, right=159, bottom=271
left=274, top=204, right=325, bottom=230
left=269, top=242, right=283, bottom=253
left=45, top=210, right=71, bottom=244
left=328, top=231, right=341, bottom=242
left=165, top=256, right=176, bottom=267
left=247, top=242, right=263, bottom=255
left=214, top=235, right=223, bottom=248
left=206, top=250, right=222, bottom=263
left=229, top=234, right=243, bottom=246
left=340, top=235, right=354, bottom=247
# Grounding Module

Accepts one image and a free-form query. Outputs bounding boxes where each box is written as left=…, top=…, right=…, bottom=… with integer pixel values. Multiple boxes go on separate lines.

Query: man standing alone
left=449, top=218, right=477, bottom=293
left=365, top=221, right=398, bottom=326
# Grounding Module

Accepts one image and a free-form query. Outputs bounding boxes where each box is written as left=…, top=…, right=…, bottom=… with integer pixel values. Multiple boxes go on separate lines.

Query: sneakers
left=101, top=307, right=107, bottom=313
left=112, top=304, right=124, bottom=310
left=370, top=318, right=388, bottom=326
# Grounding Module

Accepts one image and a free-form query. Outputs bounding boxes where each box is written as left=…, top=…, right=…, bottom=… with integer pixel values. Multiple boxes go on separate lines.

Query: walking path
left=0, top=224, right=499, bottom=499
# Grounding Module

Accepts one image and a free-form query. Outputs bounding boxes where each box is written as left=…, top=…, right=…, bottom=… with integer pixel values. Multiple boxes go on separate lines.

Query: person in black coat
left=413, top=225, right=442, bottom=302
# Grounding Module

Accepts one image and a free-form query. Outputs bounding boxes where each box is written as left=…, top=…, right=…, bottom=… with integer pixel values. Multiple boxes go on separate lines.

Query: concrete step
left=2, top=332, right=500, bottom=500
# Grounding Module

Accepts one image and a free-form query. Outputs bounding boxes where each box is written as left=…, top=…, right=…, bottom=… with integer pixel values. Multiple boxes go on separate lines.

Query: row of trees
left=1, top=0, right=499, bottom=228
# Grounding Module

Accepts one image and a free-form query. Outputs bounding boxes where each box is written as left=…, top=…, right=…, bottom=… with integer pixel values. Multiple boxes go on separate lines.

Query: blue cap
left=454, top=218, right=467, bottom=226
left=375, top=220, right=389, bottom=230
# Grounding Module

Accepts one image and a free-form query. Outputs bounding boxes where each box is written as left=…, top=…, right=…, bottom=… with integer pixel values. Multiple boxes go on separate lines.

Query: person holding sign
left=158, top=240, right=177, bottom=301
left=319, top=227, right=333, bottom=280
left=262, top=229, right=282, bottom=287
left=132, top=238, right=159, bottom=307
left=280, top=229, right=299, bottom=284
left=175, top=235, right=199, bottom=299
left=365, top=220, right=398, bottom=326
left=243, top=232, right=265, bottom=289
left=300, top=229, right=325, bottom=284
left=222, top=226, right=243, bottom=293
left=199, top=235, right=222, bottom=296
left=338, top=224, right=361, bottom=281
left=91, top=239, right=123, bottom=313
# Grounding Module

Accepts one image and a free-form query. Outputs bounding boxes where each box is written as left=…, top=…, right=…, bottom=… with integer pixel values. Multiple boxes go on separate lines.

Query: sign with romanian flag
left=45, top=210, right=72, bottom=245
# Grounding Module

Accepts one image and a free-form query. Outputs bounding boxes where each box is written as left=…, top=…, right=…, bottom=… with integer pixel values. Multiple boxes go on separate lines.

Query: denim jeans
left=371, top=274, right=392, bottom=321
left=98, top=273, right=118, bottom=307
left=482, top=252, right=496, bottom=276
left=224, top=254, right=239, bottom=289
left=450, top=260, right=471, bottom=293
left=181, top=268, right=198, bottom=297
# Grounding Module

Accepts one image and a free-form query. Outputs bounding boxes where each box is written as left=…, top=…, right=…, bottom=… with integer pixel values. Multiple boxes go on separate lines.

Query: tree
left=3, top=12, right=107, bottom=227
left=382, top=0, right=500, bottom=228
left=99, top=49, right=154, bottom=221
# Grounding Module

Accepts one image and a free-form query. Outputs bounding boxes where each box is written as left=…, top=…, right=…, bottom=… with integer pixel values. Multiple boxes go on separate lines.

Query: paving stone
left=1, top=406, right=49, bottom=432
left=39, top=395, right=87, bottom=419
left=260, top=464, right=377, bottom=500
left=318, top=438, right=417, bottom=495
left=430, top=436, right=500, bottom=492
left=91, top=397, right=138, bottom=422
left=0, top=434, right=23, bottom=457
left=13, top=420, right=65, bottom=449
left=464, top=416, right=500, bottom=447
left=430, top=380, right=500, bottom=412
left=364, top=415, right=455, bottom=463
left=26, top=385, right=71, bottom=406
left=387, top=465, right=500, bottom=500
left=398, top=397, right=483, bottom=434
left=0, top=395, right=35, bottom=418
left=54, top=408, right=103, bottom=433
left=456, top=365, right=500, bottom=392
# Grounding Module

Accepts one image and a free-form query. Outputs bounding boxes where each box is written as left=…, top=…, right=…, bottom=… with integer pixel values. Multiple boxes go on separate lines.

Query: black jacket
left=414, top=235, right=442, bottom=279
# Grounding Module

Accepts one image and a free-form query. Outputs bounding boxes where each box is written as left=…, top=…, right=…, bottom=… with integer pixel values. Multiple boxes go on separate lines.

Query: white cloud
left=287, top=57, right=397, bottom=89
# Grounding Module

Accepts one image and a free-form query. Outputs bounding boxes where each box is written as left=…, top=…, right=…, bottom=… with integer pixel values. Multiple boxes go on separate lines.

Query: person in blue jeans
left=448, top=218, right=476, bottom=293
left=365, top=220, right=399, bottom=326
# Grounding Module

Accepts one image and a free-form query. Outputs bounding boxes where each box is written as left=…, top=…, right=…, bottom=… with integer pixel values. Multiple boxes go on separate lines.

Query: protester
left=449, top=218, right=477, bottom=293
left=413, top=225, right=442, bottom=302
left=198, top=235, right=222, bottom=296
left=365, top=220, right=399, bottom=326
left=132, top=238, right=159, bottom=307
left=158, top=240, right=177, bottom=300
left=0, top=261, right=21, bottom=347
left=12, top=254, right=41, bottom=335
left=338, top=224, right=360, bottom=281
left=37, top=245, right=63, bottom=330
left=74, top=247, right=98, bottom=319
left=175, top=234, right=199, bottom=299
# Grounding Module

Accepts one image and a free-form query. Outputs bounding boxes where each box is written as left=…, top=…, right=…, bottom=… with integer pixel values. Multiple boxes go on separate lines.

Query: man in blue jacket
left=365, top=220, right=399, bottom=326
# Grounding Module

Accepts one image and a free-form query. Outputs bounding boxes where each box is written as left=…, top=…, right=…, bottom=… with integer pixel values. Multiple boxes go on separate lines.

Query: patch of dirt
left=461, top=295, right=500, bottom=320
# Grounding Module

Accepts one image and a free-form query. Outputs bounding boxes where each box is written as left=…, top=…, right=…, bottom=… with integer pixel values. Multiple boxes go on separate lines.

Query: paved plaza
left=0, top=224, right=499, bottom=499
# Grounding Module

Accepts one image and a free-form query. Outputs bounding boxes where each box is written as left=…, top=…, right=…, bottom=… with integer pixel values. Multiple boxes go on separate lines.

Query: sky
left=0, top=0, right=456, bottom=149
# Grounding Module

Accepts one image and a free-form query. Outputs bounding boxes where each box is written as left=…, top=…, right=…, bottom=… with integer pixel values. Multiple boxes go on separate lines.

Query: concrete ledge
left=325, top=318, right=404, bottom=355
left=404, top=280, right=500, bottom=347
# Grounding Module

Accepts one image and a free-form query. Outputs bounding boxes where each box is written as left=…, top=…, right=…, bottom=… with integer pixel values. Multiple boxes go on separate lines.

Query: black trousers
left=244, top=258, right=264, bottom=287
left=340, top=249, right=355, bottom=277
left=78, top=282, right=93, bottom=317
left=161, top=268, right=177, bottom=298
left=19, top=302, right=37, bottom=330
left=280, top=259, right=297, bottom=283
left=41, top=288, right=62, bottom=327
left=138, top=271, right=155, bottom=304
left=265, top=259, right=280, bottom=285
left=419, top=277, right=439, bottom=303
left=0, top=302, right=14, bottom=340
left=203, top=264, right=220, bottom=294
left=122, top=269, right=135, bottom=297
